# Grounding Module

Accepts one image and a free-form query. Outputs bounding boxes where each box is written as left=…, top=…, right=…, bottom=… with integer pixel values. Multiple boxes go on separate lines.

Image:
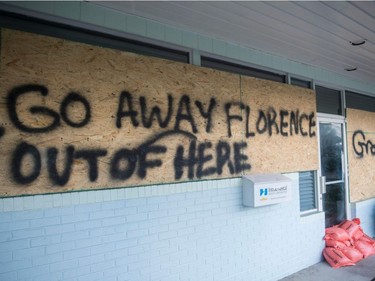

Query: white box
left=242, top=174, right=292, bottom=207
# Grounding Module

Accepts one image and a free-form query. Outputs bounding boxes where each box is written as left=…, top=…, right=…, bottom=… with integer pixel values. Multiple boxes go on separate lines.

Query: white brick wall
left=0, top=174, right=325, bottom=281
left=351, top=198, right=375, bottom=238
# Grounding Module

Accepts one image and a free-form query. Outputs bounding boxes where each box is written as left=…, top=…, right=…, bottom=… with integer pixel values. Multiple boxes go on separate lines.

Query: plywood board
left=0, top=28, right=243, bottom=196
left=0, top=28, right=318, bottom=197
left=241, top=76, right=318, bottom=173
left=346, top=108, right=375, bottom=202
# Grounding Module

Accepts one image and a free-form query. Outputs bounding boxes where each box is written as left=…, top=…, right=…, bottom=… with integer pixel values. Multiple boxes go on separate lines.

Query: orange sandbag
left=341, top=247, right=363, bottom=263
left=359, top=234, right=375, bottom=246
left=354, top=240, right=375, bottom=258
left=325, top=239, right=350, bottom=249
left=352, top=218, right=360, bottom=225
left=352, top=226, right=364, bottom=241
left=323, top=247, right=355, bottom=268
left=339, top=219, right=364, bottom=241
left=325, top=226, right=350, bottom=242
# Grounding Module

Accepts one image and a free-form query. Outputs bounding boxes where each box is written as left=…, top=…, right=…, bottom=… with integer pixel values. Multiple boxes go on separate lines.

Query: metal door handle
left=320, top=176, right=326, bottom=194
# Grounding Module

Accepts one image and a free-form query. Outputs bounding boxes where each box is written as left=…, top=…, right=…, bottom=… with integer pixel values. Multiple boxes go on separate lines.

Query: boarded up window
left=346, top=109, right=375, bottom=202
left=0, top=29, right=318, bottom=197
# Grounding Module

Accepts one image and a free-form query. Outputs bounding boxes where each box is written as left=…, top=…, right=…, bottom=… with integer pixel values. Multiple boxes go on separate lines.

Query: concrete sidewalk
left=279, top=255, right=375, bottom=281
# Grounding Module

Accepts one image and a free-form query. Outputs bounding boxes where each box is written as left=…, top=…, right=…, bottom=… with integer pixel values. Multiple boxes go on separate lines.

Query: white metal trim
left=316, top=114, right=351, bottom=220
left=300, top=208, right=320, bottom=217
left=286, top=73, right=291, bottom=84
left=342, top=117, right=351, bottom=219
left=317, top=113, right=345, bottom=122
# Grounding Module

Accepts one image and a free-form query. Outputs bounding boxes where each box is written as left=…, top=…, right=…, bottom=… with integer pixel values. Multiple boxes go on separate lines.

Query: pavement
left=279, top=255, right=375, bottom=281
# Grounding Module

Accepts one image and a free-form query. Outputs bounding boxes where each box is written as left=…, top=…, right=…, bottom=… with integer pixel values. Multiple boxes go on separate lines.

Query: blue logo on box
left=260, top=188, right=268, bottom=196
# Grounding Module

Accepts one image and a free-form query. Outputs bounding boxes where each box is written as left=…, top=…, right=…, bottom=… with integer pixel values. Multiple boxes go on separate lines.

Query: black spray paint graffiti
left=10, top=130, right=250, bottom=185
left=7, top=84, right=91, bottom=133
left=352, top=130, right=375, bottom=158
left=3, top=84, right=316, bottom=186
left=116, top=91, right=210, bottom=134
left=116, top=91, right=316, bottom=138
left=225, top=102, right=316, bottom=138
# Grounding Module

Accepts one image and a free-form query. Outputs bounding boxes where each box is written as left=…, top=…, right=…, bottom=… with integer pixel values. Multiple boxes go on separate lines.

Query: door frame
left=316, top=113, right=351, bottom=221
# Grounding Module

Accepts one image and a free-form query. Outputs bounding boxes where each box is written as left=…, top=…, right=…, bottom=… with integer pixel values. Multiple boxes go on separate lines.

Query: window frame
left=315, top=84, right=343, bottom=116
left=290, top=77, right=313, bottom=89
left=0, top=10, right=191, bottom=64
left=201, top=55, right=287, bottom=83
left=345, top=90, right=375, bottom=113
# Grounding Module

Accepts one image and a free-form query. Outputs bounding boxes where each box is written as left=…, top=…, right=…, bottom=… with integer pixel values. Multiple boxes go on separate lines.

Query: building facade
left=0, top=2, right=374, bottom=281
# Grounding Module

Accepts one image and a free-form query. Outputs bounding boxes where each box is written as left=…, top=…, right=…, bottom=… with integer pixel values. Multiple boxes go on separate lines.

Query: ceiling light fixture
left=350, top=39, right=366, bottom=46
left=345, top=66, right=357, bottom=72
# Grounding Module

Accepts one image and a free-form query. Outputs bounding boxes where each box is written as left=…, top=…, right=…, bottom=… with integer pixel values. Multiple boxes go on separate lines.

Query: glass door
left=318, top=114, right=349, bottom=227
